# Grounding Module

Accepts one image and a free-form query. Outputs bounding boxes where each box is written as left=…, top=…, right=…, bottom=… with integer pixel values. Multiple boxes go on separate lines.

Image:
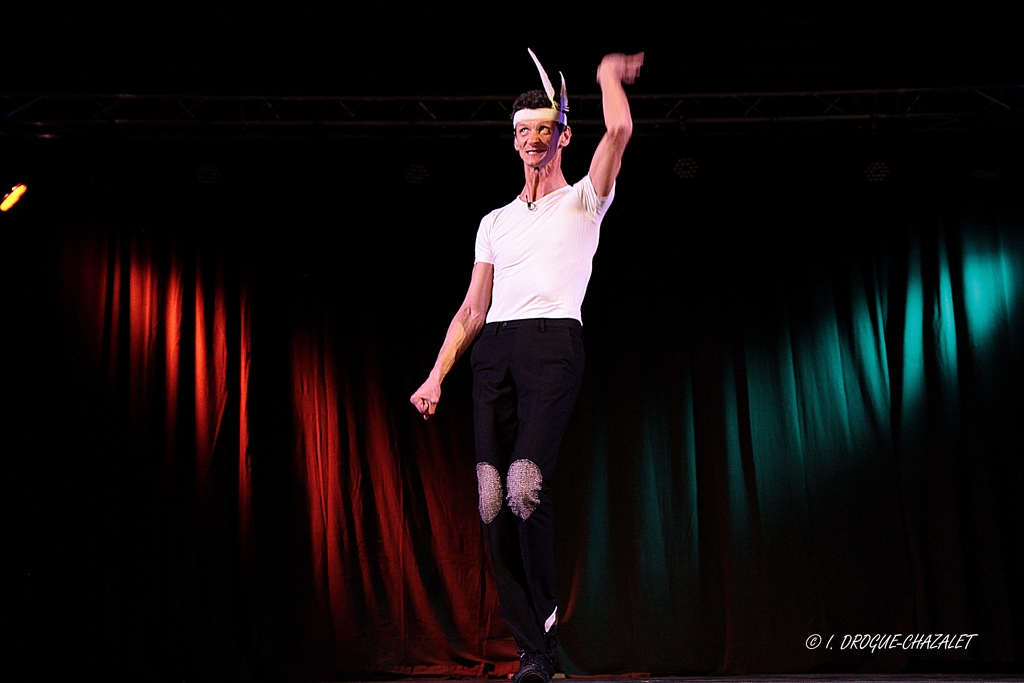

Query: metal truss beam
left=3, top=87, right=1022, bottom=139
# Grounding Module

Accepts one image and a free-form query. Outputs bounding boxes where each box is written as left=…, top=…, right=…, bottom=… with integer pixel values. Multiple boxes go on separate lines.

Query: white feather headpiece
left=512, top=48, right=568, bottom=127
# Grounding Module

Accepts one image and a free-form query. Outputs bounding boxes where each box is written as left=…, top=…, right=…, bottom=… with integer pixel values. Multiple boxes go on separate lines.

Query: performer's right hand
left=596, top=52, right=644, bottom=85
left=410, top=375, right=441, bottom=420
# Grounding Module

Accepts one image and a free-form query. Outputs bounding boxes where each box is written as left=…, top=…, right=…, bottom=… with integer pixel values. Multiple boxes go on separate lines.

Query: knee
left=506, top=459, right=543, bottom=520
left=476, top=462, right=503, bottom=524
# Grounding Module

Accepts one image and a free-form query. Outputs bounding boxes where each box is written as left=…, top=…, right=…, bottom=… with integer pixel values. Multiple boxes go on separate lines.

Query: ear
left=558, top=124, right=572, bottom=148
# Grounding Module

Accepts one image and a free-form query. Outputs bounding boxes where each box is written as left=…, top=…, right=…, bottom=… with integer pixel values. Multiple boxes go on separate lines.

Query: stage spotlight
left=403, top=163, right=428, bottom=185
left=864, top=161, right=889, bottom=182
left=1, top=183, right=27, bottom=211
left=195, top=163, right=221, bottom=185
left=674, top=157, right=698, bottom=180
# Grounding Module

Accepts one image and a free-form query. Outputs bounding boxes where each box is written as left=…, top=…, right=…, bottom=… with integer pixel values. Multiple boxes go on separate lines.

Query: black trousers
left=470, top=318, right=585, bottom=656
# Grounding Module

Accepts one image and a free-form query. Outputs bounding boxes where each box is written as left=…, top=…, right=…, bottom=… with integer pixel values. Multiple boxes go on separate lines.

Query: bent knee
left=476, top=462, right=503, bottom=524
left=506, top=459, right=543, bottom=520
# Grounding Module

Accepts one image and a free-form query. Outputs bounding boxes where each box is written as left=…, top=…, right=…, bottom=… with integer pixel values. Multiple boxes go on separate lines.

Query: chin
left=523, top=152, right=555, bottom=168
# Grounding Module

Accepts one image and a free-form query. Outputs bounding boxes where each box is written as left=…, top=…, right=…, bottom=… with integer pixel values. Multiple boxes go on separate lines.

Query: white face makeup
left=512, top=50, right=571, bottom=171
left=513, top=119, right=562, bottom=168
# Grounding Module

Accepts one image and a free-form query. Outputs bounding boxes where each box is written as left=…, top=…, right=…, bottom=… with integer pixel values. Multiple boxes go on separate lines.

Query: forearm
left=598, top=69, right=633, bottom=141
left=589, top=53, right=643, bottom=196
left=429, top=305, right=486, bottom=383
left=412, top=262, right=492, bottom=419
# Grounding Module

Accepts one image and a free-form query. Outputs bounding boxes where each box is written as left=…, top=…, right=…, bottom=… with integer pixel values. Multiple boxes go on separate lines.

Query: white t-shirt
left=475, top=176, right=614, bottom=324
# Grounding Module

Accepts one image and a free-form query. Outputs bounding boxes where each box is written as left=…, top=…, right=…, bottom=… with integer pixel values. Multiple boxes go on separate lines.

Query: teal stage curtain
left=556, top=183, right=1022, bottom=673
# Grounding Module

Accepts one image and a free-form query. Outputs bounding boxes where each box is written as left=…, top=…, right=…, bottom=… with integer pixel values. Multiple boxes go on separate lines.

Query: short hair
left=511, top=89, right=565, bottom=131
left=512, top=89, right=553, bottom=114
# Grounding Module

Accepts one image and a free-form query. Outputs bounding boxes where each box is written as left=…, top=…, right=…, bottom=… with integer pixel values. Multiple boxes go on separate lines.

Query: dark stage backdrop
left=6, top=130, right=1023, bottom=681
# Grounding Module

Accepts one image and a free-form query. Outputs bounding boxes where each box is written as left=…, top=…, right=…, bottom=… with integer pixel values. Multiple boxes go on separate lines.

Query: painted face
left=513, top=119, right=568, bottom=168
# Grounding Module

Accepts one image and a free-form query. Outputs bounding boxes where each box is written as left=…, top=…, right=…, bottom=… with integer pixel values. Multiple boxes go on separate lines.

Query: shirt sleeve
left=580, top=175, right=615, bottom=221
left=474, top=213, right=494, bottom=264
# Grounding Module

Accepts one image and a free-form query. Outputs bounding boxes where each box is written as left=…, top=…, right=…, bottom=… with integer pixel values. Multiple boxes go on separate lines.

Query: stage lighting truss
left=1, top=87, right=1021, bottom=139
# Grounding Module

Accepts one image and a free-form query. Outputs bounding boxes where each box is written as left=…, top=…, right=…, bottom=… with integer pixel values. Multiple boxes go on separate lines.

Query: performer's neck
left=521, top=158, right=568, bottom=204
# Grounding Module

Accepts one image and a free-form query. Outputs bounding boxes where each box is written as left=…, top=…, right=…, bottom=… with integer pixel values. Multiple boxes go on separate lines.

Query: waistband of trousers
left=483, top=318, right=582, bottom=334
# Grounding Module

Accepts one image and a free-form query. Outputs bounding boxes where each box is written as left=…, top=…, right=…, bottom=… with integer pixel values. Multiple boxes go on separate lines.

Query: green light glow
left=637, top=410, right=677, bottom=629
left=850, top=266, right=890, bottom=430
left=936, top=234, right=959, bottom=400
left=641, top=376, right=700, bottom=610
left=901, top=235, right=925, bottom=419
left=962, top=244, right=1019, bottom=346
left=722, top=360, right=752, bottom=554
left=745, top=321, right=811, bottom=532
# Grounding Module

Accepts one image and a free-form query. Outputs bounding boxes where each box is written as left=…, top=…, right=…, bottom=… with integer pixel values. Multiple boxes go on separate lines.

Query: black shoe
left=511, top=651, right=553, bottom=683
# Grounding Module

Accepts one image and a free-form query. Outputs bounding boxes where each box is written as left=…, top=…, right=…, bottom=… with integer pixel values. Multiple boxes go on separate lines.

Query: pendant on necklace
left=527, top=201, right=537, bottom=211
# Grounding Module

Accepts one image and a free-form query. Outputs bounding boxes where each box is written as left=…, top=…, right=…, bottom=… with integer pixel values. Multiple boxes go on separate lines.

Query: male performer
left=411, top=49, right=643, bottom=683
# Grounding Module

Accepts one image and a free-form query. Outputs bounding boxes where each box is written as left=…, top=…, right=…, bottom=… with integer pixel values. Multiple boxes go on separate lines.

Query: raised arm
left=589, top=52, right=644, bottom=198
left=410, top=261, right=494, bottom=420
